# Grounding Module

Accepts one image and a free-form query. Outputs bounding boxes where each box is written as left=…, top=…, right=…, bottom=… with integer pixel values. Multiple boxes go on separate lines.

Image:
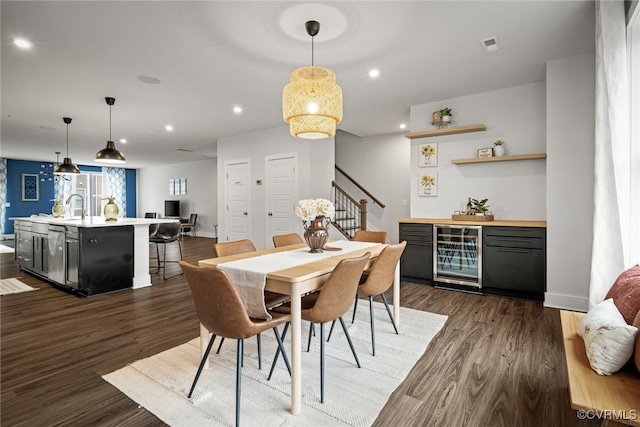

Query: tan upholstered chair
left=180, top=213, right=198, bottom=237
left=213, top=239, right=257, bottom=257
left=180, top=261, right=291, bottom=427
left=352, top=230, right=387, bottom=244
left=272, top=233, right=304, bottom=248
left=211, top=238, right=289, bottom=354
left=268, top=252, right=371, bottom=403
left=351, top=241, right=407, bottom=356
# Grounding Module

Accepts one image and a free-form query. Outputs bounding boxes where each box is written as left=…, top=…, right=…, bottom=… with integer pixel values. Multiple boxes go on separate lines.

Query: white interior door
left=265, top=154, right=298, bottom=246
left=225, top=160, right=250, bottom=242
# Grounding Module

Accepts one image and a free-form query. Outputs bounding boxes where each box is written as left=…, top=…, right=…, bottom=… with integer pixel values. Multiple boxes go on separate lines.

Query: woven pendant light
left=283, top=21, right=342, bottom=139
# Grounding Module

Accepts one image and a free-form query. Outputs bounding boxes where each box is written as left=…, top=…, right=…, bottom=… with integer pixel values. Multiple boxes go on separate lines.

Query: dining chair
left=350, top=241, right=407, bottom=356
left=268, top=252, right=371, bottom=403
left=179, top=261, right=291, bottom=427
left=144, top=212, right=157, bottom=218
left=180, top=213, right=198, bottom=237
left=149, top=221, right=183, bottom=280
left=212, top=238, right=289, bottom=360
left=272, top=232, right=304, bottom=248
left=352, top=230, right=388, bottom=244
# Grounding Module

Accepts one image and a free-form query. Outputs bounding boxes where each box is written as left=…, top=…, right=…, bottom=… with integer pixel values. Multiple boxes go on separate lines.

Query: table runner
left=218, top=240, right=377, bottom=319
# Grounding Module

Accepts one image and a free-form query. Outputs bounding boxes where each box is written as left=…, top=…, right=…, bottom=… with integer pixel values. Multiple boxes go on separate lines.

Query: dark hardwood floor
left=1, top=237, right=598, bottom=426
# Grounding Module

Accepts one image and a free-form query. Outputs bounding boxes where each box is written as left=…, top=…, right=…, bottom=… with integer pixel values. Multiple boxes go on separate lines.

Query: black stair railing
left=331, top=181, right=368, bottom=239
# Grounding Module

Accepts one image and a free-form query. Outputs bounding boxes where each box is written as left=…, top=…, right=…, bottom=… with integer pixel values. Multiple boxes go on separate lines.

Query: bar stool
left=149, top=222, right=183, bottom=280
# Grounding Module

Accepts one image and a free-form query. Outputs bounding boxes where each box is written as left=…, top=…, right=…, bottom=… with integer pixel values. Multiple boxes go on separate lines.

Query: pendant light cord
left=66, top=123, right=69, bottom=155
left=311, top=35, right=314, bottom=66
left=109, top=104, right=112, bottom=141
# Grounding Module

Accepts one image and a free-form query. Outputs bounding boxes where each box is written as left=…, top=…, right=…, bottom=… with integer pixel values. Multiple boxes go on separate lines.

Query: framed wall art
left=418, top=142, right=438, bottom=167
left=419, top=173, right=438, bottom=197
left=21, top=173, right=39, bottom=201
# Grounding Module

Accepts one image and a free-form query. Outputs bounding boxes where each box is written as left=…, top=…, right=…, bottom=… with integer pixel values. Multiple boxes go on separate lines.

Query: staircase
left=331, top=181, right=367, bottom=239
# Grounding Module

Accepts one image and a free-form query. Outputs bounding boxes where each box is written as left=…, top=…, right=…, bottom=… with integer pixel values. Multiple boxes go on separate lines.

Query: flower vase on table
left=295, top=198, right=335, bottom=253
left=303, top=217, right=330, bottom=253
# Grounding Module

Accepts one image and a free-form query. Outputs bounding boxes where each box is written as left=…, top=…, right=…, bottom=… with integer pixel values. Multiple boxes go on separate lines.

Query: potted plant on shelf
left=471, top=198, right=490, bottom=215
left=439, top=107, right=453, bottom=123
left=493, top=140, right=505, bottom=156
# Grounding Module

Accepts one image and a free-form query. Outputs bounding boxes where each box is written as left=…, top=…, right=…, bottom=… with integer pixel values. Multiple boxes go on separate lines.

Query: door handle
left=244, top=212, right=248, bottom=216
left=268, top=212, right=273, bottom=216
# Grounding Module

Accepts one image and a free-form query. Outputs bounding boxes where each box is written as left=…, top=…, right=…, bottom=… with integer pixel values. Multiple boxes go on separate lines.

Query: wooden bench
left=560, top=310, right=640, bottom=426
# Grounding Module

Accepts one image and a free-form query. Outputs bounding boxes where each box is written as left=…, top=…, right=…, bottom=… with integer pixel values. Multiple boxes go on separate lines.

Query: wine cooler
left=433, top=224, right=482, bottom=290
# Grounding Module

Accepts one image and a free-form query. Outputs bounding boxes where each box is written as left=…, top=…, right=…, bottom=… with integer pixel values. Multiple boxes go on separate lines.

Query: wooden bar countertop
left=398, top=218, right=547, bottom=228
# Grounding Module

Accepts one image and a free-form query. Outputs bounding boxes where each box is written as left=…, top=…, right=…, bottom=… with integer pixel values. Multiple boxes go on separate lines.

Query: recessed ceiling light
left=233, top=106, right=242, bottom=113
left=119, top=138, right=127, bottom=144
left=137, top=75, right=161, bottom=84
left=369, top=69, right=380, bottom=78
left=165, top=125, right=173, bottom=131
left=399, top=123, right=407, bottom=129
left=14, top=38, right=32, bottom=49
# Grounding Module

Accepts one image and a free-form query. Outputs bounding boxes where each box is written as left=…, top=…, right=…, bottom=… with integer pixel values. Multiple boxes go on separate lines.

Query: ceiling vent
left=480, top=36, right=499, bottom=53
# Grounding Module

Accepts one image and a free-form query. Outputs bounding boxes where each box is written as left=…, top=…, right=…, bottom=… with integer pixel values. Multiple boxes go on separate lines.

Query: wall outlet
left=401, top=199, right=407, bottom=206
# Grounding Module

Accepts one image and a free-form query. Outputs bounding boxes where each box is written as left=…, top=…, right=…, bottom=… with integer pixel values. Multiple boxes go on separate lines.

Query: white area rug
left=0, top=278, right=38, bottom=296
left=0, top=244, right=15, bottom=254
left=104, top=302, right=447, bottom=427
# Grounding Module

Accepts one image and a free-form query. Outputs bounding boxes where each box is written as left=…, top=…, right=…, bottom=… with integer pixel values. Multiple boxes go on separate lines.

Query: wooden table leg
left=200, top=323, right=210, bottom=369
left=393, top=261, right=400, bottom=326
left=290, top=282, right=302, bottom=415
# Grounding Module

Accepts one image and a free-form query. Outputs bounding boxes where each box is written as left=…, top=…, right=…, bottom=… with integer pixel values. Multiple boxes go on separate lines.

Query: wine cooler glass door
left=434, top=225, right=482, bottom=288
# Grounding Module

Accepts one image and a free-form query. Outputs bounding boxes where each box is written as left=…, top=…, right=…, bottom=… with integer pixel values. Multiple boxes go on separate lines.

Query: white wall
left=545, top=52, right=596, bottom=311
left=137, top=158, right=218, bottom=238
left=409, top=82, right=547, bottom=220
left=335, top=130, right=411, bottom=244
left=217, top=125, right=335, bottom=250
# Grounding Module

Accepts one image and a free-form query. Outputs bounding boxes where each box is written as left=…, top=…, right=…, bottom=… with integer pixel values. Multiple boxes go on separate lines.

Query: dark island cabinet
left=482, top=226, right=546, bottom=301
left=399, top=223, right=433, bottom=284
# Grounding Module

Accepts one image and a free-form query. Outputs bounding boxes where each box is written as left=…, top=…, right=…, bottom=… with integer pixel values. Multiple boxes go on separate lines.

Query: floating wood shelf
left=451, top=153, right=547, bottom=165
left=405, top=123, right=487, bottom=139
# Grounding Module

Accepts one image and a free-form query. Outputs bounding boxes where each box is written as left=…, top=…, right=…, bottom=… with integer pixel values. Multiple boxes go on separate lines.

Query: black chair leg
left=369, top=296, right=376, bottom=356
left=267, top=322, right=292, bottom=380
left=380, top=293, right=399, bottom=334
left=326, top=319, right=336, bottom=342
left=351, top=295, right=359, bottom=323
left=320, top=322, right=326, bottom=403
left=257, top=333, right=262, bottom=370
left=216, top=337, right=225, bottom=354
left=188, top=333, right=217, bottom=398
left=307, top=323, right=315, bottom=352
left=235, top=339, right=243, bottom=427
left=339, top=316, right=361, bottom=368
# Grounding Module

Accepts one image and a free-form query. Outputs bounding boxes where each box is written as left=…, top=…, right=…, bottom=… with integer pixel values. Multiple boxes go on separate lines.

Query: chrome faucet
left=66, top=193, right=86, bottom=220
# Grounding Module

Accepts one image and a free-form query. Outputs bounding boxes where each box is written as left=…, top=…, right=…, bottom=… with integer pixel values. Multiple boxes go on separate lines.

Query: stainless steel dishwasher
left=65, top=226, right=80, bottom=290
left=47, top=225, right=66, bottom=285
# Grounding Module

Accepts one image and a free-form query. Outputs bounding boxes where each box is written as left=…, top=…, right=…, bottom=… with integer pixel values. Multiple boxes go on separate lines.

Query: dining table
left=197, top=239, right=400, bottom=415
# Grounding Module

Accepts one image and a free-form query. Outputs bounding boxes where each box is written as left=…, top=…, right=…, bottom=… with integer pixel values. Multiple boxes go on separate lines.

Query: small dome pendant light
left=95, top=97, right=126, bottom=163
left=283, top=20, right=343, bottom=139
left=54, top=117, right=81, bottom=175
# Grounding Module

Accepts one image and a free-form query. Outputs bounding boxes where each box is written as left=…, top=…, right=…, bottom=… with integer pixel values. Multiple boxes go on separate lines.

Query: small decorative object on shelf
left=440, top=107, right=452, bottom=123
left=452, top=198, right=494, bottom=221
left=493, top=140, right=505, bottom=156
left=295, top=198, right=334, bottom=253
left=103, top=196, right=119, bottom=221
left=431, top=108, right=453, bottom=129
left=51, top=198, right=65, bottom=218
left=478, top=148, right=493, bottom=158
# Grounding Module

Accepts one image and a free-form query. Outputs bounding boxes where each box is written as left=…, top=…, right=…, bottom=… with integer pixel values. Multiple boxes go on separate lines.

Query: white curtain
left=589, top=0, right=631, bottom=308
left=104, top=167, right=127, bottom=218
left=54, top=176, right=74, bottom=217
left=0, top=158, right=7, bottom=238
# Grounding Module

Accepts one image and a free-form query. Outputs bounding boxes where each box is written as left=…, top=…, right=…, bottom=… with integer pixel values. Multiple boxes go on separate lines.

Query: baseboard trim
left=544, top=292, right=588, bottom=312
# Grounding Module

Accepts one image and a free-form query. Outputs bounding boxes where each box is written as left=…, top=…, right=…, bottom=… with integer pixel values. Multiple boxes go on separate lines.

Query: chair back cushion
left=302, top=252, right=370, bottom=324
left=272, top=233, right=304, bottom=248
left=358, top=241, right=407, bottom=296
left=352, top=230, right=387, bottom=244
left=180, top=261, right=268, bottom=339
left=214, top=239, right=257, bottom=257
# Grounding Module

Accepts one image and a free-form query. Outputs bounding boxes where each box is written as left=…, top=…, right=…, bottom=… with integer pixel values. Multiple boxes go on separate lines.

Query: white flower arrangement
left=295, top=198, right=335, bottom=221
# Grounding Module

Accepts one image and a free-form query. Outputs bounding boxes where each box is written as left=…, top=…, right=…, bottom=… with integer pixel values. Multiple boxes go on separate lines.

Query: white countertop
left=10, top=216, right=179, bottom=228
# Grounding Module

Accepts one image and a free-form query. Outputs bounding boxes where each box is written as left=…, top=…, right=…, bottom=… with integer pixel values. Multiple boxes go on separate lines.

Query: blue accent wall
left=3, top=159, right=137, bottom=235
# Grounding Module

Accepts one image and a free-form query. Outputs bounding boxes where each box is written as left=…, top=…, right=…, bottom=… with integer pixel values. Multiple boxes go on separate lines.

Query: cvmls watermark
left=576, top=409, right=638, bottom=421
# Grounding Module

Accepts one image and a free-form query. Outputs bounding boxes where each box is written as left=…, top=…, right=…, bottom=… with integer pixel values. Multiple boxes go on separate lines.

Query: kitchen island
left=11, top=216, right=178, bottom=295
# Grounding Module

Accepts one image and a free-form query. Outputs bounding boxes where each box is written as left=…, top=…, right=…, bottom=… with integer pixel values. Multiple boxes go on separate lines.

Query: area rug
left=103, top=302, right=447, bottom=427
left=0, top=244, right=15, bottom=254
left=0, top=278, right=38, bottom=296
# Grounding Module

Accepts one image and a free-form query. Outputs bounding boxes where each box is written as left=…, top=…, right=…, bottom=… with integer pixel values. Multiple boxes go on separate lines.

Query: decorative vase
left=493, top=145, right=505, bottom=156
left=422, top=184, right=431, bottom=195
left=303, top=216, right=330, bottom=253
left=442, top=115, right=451, bottom=123
left=51, top=198, right=65, bottom=218
left=103, top=196, right=119, bottom=221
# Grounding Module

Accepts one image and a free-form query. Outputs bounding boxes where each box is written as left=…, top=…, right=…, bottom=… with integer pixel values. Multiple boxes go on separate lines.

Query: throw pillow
left=634, top=310, right=640, bottom=373
left=577, top=298, right=638, bottom=375
left=605, top=264, right=640, bottom=324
